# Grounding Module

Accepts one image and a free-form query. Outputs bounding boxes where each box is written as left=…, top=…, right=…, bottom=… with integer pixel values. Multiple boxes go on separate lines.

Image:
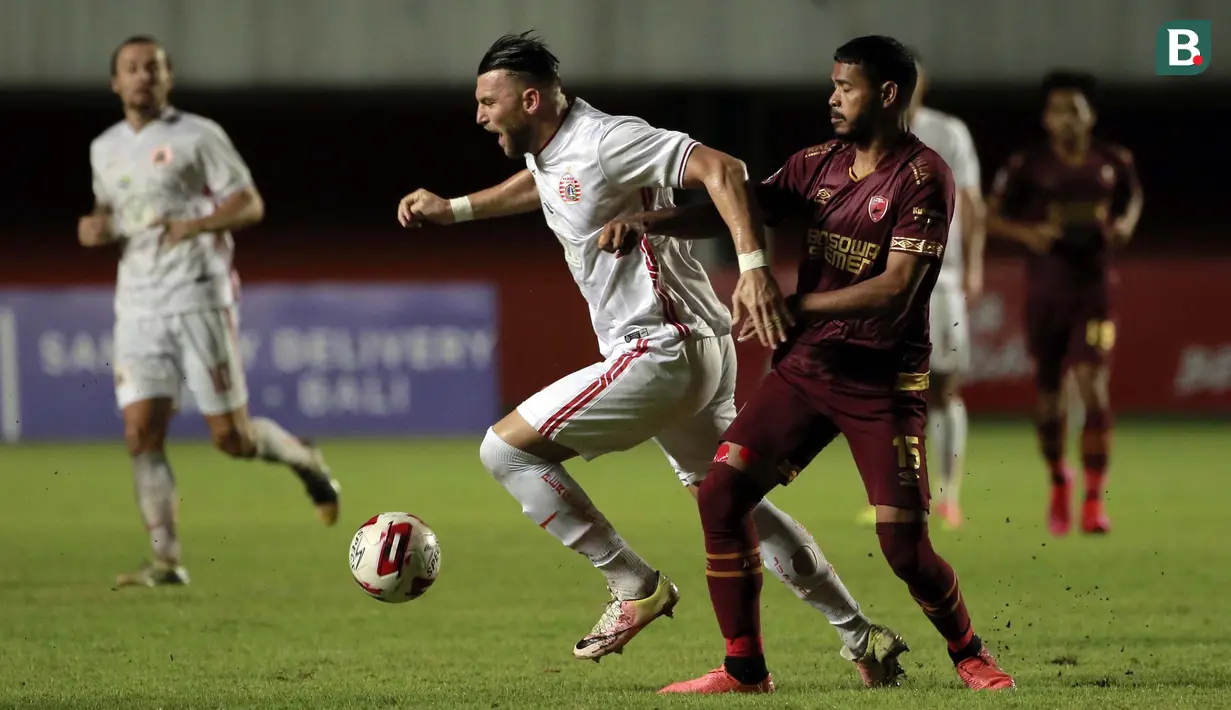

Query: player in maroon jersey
left=986, top=71, right=1143, bottom=536
left=599, top=35, right=1014, bottom=694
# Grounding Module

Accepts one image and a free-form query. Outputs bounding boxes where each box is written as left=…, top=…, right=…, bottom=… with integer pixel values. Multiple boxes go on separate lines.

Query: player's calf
left=875, top=518, right=1014, bottom=691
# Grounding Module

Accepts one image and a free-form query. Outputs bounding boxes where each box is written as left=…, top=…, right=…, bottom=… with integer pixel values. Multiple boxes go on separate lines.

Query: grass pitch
left=2, top=419, right=1229, bottom=709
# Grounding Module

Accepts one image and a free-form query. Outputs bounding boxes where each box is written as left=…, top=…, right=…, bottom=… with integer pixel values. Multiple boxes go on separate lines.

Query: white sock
left=928, top=402, right=952, bottom=498
left=132, top=451, right=181, bottom=564
left=945, top=398, right=968, bottom=504
left=250, top=417, right=318, bottom=470
left=479, top=428, right=655, bottom=600
left=752, top=498, right=871, bottom=654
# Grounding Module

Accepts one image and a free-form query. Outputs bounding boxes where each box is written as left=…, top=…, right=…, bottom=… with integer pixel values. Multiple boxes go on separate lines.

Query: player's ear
left=522, top=86, right=540, bottom=114
left=881, top=81, right=898, bottom=109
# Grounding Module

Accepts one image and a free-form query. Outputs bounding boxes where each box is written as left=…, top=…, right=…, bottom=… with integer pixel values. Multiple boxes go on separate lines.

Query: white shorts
left=113, top=306, right=249, bottom=416
left=929, top=282, right=971, bottom=375
left=518, top=334, right=737, bottom=486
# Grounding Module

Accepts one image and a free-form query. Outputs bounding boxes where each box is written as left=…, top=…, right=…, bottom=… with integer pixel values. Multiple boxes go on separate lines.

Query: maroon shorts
left=722, top=345, right=931, bottom=511
left=1026, top=287, right=1113, bottom=391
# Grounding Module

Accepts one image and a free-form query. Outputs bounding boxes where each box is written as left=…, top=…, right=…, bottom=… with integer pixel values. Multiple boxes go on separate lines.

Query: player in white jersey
left=862, top=54, right=986, bottom=529
left=397, top=33, right=908, bottom=680
left=77, top=36, right=341, bottom=588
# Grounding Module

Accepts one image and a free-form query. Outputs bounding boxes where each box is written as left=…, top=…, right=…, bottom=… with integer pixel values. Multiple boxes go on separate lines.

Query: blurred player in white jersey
left=398, top=32, right=908, bottom=680
left=856, top=52, right=986, bottom=529
left=77, top=36, right=341, bottom=588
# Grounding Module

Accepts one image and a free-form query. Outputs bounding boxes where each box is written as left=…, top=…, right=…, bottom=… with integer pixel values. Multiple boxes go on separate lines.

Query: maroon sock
left=697, top=461, right=767, bottom=678
left=1082, top=409, right=1111, bottom=501
left=877, top=522, right=974, bottom=651
left=1036, top=416, right=1068, bottom=485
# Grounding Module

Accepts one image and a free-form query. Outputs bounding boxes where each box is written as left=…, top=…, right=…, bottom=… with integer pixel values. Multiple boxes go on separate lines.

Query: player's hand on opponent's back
left=398, top=189, right=454, bottom=227
left=77, top=213, right=115, bottom=247
left=597, top=216, right=645, bottom=257
left=732, top=268, right=794, bottom=348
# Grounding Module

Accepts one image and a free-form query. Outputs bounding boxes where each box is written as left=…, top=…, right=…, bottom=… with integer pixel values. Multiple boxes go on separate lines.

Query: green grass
left=2, top=420, right=1229, bottom=709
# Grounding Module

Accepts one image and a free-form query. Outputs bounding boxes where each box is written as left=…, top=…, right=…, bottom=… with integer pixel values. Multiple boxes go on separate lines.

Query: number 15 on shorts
left=894, top=435, right=922, bottom=484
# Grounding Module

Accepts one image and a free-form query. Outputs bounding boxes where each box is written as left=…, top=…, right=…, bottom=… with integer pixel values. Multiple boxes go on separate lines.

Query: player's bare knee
left=210, top=420, right=255, bottom=458
left=123, top=421, right=165, bottom=456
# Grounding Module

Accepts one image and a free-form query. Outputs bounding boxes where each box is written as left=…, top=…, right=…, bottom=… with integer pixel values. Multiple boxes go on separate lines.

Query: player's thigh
left=929, top=285, right=971, bottom=379
left=720, top=367, right=839, bottom=483
left=113, top=314, right=182, bottom=412
left=174, top=307, right=249, bottom=417
left=1026, top=297, right=1070, bottom=393
left=832, top=387, right=932, bottom=511
left=653, top=335, right=740, bottom=485
left=516, top=339, right=688, bottom=461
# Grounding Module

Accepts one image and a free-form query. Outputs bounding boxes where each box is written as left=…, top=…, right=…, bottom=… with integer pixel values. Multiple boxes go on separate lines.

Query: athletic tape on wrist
left=737, top=249, right=768, bottom=273
left=449, top=196, right=474, bottom=223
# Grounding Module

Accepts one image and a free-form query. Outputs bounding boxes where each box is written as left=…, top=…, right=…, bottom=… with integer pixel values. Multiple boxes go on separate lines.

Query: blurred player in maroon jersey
left=986, top=72, right=1143, bottom=536
left=601, top=36, right=1013, bottom=694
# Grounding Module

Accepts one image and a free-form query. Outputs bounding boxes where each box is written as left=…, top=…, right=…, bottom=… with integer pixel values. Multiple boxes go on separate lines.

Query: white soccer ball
left=349, top=512, right=441, bottom=603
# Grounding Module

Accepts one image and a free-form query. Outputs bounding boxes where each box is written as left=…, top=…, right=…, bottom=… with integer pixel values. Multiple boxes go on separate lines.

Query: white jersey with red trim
left=90, top=107, right=253, bottom=317
left=525, top=98, right=731, bottom=358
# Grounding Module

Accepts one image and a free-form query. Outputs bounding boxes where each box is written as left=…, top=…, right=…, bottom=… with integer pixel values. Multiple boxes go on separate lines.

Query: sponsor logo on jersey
left=151, top=145, right=174, bottom=166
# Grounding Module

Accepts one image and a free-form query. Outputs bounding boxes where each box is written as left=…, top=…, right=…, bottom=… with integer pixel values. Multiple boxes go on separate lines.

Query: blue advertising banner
left=0, top=284, right=498, bottom=442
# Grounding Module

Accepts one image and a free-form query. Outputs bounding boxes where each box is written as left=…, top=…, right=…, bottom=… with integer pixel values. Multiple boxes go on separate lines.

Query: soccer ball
left=349, top=512, right=440, bottom=603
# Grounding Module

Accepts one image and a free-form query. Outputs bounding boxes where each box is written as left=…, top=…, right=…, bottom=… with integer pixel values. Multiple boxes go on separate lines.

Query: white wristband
left=449, top=196, right=474, bottom=223
left=737, top=249, right=768, bottom=273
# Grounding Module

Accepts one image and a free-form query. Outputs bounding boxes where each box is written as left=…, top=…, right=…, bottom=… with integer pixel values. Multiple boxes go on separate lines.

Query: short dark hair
left=477, top=31, right=560, bottom=84
left=110, top=35, right=171, bottom=76
left=1041, top=70, right=1097, bottom=109
left=833, top=36, right=918, bottom=105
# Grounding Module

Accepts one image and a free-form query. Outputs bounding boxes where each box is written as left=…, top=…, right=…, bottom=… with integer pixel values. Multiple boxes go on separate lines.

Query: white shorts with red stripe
left=517, top=334, right=738, bottom=485
left=113, top=306, right=249, bottom=416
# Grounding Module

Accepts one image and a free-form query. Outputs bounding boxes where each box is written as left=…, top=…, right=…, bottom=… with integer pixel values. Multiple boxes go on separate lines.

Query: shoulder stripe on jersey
left=639, top=188, right=691, bottom=338
left=538, top=339, right=650, bottom=438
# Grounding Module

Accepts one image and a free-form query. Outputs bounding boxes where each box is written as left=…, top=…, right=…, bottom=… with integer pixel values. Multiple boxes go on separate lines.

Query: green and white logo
left=1156, top=20, right=1210, bottom=76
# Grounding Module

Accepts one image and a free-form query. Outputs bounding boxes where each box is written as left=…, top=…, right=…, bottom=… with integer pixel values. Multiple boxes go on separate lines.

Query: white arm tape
left=737, top=249, right=768, bottom=273
left=449, top=196, right=474, bottom=223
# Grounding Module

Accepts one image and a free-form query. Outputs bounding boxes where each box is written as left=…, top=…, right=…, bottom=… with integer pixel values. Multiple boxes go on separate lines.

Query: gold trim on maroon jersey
left=897, top=371, right=930, bottom=392
left=890, top=236, right=945, bottom=258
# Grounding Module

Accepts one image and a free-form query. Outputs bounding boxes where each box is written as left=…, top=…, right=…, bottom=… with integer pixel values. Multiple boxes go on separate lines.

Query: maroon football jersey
left=991, top=139, right=1139, bottom=291
left=756, top=136, right=955, bottom=375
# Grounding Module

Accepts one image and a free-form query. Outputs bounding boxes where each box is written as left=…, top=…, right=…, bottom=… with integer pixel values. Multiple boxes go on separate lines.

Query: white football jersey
left=910, top=106, right=981, bottom=287
left=525, top=99, right=731, bottom=357
left=90, top=107, right=254, bottom=316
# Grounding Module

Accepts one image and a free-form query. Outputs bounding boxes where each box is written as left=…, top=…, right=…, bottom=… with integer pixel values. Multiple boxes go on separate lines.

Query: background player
left=610, top=36, right=1013, bottom=694
left=78, top=36, right=341, bottom=588
left=878, top=50, right=987, bottom=530
left=986, top=71, right=1143, bottom=536
left=397, top=33, right=905, bottom=679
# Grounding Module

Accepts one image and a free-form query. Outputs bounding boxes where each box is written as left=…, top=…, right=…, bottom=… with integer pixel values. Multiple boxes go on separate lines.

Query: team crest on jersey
left=151, top=145, right=174, bottom=166
left=868, top=195, right=889, bottom=222
left=558, top=171, right=582, bottom=204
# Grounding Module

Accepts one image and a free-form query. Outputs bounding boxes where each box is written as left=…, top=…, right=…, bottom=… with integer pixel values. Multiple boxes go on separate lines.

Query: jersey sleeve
left=596, top=119, right=700, bottom=190
left=889, top=154, right=955, bottom=261
left=196, top=122, right=255, bottom=199
left=948, top=119, right=982, bottom=191
left=1108, top=145, right=1141, bottom=218
left=754, top=148, right=815, bottom=227
left=990, top=152, right=1030, bottom=217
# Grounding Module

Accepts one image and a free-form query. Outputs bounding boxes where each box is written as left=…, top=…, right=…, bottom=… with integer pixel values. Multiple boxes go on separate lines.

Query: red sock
left=1036, top=416, right=1068, bottom=485
left=877, top=522, right=974, bottom=651
left=1082, top=409, right=1111, bottom=501
left=697, top=461, right=765, bottom=661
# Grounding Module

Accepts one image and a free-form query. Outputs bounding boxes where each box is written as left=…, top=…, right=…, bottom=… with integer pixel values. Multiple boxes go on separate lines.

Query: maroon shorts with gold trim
left=723, top=342, right=932, bottom=511
left=1026, top=284, right=1113, bottom=391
